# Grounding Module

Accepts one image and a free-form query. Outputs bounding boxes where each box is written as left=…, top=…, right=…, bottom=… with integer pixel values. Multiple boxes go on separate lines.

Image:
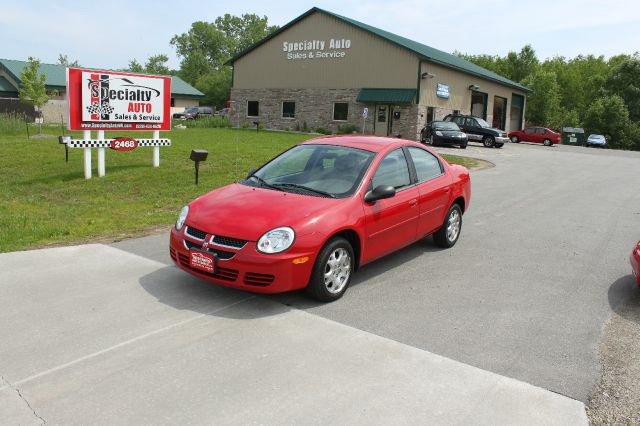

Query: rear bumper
left=169, top=227, right=316, bottom=294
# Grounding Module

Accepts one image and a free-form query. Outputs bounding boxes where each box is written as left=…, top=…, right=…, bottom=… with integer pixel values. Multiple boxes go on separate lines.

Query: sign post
left=66, top=68, right=172, bottom=178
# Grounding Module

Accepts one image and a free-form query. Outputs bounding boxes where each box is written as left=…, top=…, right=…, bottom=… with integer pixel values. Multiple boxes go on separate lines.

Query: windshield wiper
left=248, top=175, right=281, bottom=191
left=272, top=183, right=336, bottom=198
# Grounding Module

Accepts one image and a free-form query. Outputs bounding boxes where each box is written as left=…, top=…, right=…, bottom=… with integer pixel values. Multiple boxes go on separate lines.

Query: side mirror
left=247, top=168, right=257, bottom=178
left=364, top=185, right=396, bottom=203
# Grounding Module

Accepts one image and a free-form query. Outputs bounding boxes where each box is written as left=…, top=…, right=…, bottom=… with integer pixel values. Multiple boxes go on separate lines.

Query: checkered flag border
left=86, top=102, right=115, bottom=116
left=66, top=139, right=172, bottom=148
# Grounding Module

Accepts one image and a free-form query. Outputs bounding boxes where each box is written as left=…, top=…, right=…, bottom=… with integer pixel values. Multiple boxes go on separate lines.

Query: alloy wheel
left=324, top=248, right=352, bottom=294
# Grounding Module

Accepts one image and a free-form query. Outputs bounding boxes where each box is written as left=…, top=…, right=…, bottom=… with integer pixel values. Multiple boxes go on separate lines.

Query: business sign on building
left=282, top=38, right=351, bottom=61
left=67, top=68, right=171, bottom=131
left=436, top=83, right=450, bottom=99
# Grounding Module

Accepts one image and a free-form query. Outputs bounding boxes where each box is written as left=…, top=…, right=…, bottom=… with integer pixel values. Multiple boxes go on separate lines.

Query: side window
left=407, top=147, right=443, bottom=182
left=247, top=100, right=259, bottom=117
left=535, top=128, right=545, bottom=134
left=282, top=101, right=295, bottom=118
left=371, top=149, right=411, bottom=190
left=524, top=128, right=535, bottom=134
left=465, top=118, right=477, bottom=127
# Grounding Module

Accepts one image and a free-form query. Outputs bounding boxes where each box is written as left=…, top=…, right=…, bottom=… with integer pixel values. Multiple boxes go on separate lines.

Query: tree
left=19, top=57, right=48, bottom=127
left=57, top=54, right=80, bottom=67
left=521, top=70, right=561, bottom=127
left=606, top=55, right=640, bottom=122
left=127, top=59, right=144, bottom=73
left=583, top=95, right=631, bottom=149
left=170, top=14, right=279, bottom=108
left=144, top=54, right=171, bottom=75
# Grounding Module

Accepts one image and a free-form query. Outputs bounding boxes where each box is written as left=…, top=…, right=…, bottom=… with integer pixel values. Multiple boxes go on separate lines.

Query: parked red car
left=631, top=241, right=640, bottom=287
left=170, top=135, right=471, bottom=301
left=508, top=127, right=560, bottom=146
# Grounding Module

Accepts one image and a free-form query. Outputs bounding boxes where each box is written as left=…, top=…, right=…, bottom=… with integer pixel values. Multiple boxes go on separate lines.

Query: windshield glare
left=433, top=122, right=460, bottom=131
left=245, top=144, right=375, bottom=198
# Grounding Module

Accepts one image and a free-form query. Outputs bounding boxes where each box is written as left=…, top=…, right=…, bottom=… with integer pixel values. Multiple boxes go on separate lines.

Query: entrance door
left=510, top=94, right=524, bottom=131
left=492, top=96, right=507, bottom=130
left=375, top=105, right=390, bottom=135
left=471, top=91, right=488, bottom=119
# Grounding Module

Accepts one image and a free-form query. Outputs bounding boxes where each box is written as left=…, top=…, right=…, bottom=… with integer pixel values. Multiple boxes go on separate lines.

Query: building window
left=333, top=102, right=348, bottom=121
left=282, top=101, right=295, bottom=118
left=247, top=100, right=259, bottom=117
left=170, top=98, right=175, bottom=107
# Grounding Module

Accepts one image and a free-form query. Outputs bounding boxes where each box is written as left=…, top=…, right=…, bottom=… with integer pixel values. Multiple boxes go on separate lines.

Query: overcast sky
left=2, top=0, right=639, bottom=69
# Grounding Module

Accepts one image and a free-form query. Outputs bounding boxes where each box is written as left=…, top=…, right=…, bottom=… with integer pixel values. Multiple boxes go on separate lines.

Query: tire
left=511, top=135, right=520, bottom=143
left=482, top=135, right=495, bottom=148
left=306, top=237, right=354, bottom=302
left=543, top=139, right=552, bottom=146
left=460, top=143, right=467, bottom=149
left=433, top=204, right=463, bottom=248
left=420, top=130, right=427, bottom=143
left=495, top=143, right=504, bottom=148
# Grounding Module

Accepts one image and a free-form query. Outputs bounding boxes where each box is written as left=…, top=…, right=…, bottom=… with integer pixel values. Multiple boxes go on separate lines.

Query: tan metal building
left=227, top=7, right=530, bottom=140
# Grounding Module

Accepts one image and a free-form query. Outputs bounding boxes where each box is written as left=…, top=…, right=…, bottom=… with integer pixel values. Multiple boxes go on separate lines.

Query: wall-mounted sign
left=282, top=38, right=351, bottom=61
left=67, top=68, right=171, bottom=131
left=436, top=83, right=450, bottom=99
left=362, top=107, right=368, bottom=119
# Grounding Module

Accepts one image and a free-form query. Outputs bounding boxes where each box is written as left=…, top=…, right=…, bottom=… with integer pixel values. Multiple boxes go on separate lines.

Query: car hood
left=186, top=183, right=340, bottom=241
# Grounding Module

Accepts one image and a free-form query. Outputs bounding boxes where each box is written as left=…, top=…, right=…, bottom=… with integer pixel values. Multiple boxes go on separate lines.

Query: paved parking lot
left=2, top=141, right=638, bottom=424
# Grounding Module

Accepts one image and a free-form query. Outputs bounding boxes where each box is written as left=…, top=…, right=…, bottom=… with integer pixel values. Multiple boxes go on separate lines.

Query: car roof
left=300, top=135, right=423, bottom=153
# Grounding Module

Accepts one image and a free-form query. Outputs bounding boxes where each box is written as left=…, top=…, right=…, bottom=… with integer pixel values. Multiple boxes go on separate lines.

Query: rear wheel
left=511, top=135, right=520, bottom=143
left=433, top=204, right=463, bottom=248
left=482, top=135, right=495, bottom=148
left=460, top=142, right=467, bottom=149
left=306, top=237, right=354, bottom=302
left=543, top=139, right=552, bottom=146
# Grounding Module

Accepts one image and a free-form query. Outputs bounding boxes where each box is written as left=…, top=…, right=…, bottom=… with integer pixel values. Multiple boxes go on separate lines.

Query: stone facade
left=231, top=88, right=423, bottom=141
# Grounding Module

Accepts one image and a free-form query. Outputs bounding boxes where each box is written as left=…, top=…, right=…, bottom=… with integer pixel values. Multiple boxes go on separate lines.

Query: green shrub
left=315, top=128, right=332, bottom=135
left=0, top=113, right=28, bottom=136
left=175, top=116, right=230, bottom=129
left=241, top=121, right=249, bottom=129
left=337, top=122, right=358, bottom=134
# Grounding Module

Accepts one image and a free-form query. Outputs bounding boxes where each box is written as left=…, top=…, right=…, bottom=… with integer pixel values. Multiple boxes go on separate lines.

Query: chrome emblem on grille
left=202, top=234, right=215, bottom=250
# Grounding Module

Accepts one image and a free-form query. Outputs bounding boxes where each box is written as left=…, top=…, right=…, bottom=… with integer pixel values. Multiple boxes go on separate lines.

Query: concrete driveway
left=4, top=141, right=638, bottom=424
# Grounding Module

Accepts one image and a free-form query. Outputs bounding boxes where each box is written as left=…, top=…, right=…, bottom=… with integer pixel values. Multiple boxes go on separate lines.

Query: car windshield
left=432, top=122, right=460, bottom=131
left=185, top=107, right=198, bottom=113
left=475, top=118, right=491, bottom=128
left=589, top=135, right=604, bottom=139
left=242, top=144, right=376, bottom=198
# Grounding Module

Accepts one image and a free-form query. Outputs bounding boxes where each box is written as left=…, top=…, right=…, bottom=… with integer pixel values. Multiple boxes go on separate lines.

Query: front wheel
left=306, top=237, right=354, bottom=302
left=511, top=135, right=520, bottom=143
left=460, top=143, right=467, bottom=149
left=433, top=204, right=463, bottom=248
left=495, top=143, right=504, bottom=148
left=543, top=139, right=553, bottom=146
left=482, top=136, right=495, bottom=148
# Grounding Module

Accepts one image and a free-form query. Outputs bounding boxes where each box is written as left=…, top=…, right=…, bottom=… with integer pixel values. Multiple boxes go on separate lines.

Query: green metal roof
left=0, top=59, right=204, bottom=97
left=357, top=88, right=416, bottom=104
left=226, top=7, right=531, bottom=93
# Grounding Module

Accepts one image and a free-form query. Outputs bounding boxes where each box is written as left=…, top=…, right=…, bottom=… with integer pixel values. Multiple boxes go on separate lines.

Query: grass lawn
left=0, top=126, right=477, bottom=253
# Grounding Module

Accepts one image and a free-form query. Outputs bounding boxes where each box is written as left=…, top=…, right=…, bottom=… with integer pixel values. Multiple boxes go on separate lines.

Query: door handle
left=409, top=199, right=418, bottom=207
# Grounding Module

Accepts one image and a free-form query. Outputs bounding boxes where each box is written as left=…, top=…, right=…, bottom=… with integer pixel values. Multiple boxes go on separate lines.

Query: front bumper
left=434, top=135, right=467, bottom=146
left=169, top=226, right=317, bottom=294
left=495, top=136, right=509, bottom=144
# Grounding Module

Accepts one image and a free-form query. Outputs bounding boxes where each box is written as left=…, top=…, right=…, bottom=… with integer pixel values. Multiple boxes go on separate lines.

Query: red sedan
left=631, top=241, right=640, bottom=287
left=170, top=135, right=471, bottom=301
left=508, top=127, right=560, bottom=146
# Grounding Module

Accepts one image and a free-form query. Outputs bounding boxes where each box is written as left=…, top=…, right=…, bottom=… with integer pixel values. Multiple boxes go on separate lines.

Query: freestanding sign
left=65, top=68, right=172, bottom=179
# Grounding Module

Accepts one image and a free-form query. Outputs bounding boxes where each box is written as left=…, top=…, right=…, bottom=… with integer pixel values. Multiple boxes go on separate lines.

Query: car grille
left=185, top=227, right=247, bottom=249
left=183, top=240, right=236, bottom=260
left=244, top=272, right=275, bottom=287
left=177, top=253, right=239, bottom=282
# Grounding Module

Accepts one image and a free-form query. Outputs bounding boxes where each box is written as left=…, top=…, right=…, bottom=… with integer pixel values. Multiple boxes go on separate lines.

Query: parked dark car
left=173, top=106, right=214, bottom=120
left=420, top=121, right=468, bottom=148
left=443, top=114, right=509, bottom=148
left=216, top=108, right=231, bottom=117
left=508, top=127, right=560, bottom=146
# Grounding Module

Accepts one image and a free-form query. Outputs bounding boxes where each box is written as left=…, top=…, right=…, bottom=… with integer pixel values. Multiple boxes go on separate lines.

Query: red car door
left=406, top=147, right=451, bottom=236
left=523, top=128, right=536, bottom=142
left=363, top=148, right=419, bottom=262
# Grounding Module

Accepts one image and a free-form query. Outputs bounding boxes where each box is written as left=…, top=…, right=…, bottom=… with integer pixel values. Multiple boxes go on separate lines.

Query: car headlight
left=175, top=205, right=189, bottom=231
left=435, top=131, right=443, bottom=136
left=257, top=227, right=295, bottom=254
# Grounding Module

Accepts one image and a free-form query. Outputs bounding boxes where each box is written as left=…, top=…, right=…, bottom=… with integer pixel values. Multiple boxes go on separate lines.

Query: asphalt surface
left=114, top=141, right=640, bottom=402
left=0, top=245, right=585, bottom=425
